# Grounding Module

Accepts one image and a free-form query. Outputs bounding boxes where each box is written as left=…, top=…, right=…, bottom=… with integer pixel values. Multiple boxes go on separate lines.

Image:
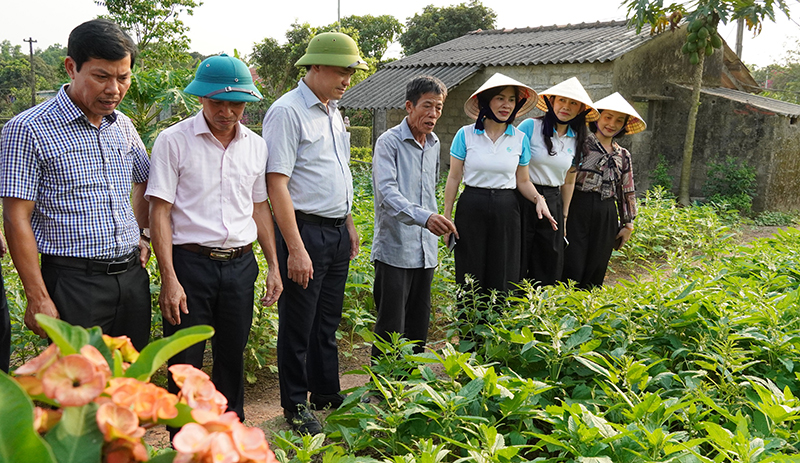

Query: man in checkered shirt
left=0, top=19, right=152, bottom=350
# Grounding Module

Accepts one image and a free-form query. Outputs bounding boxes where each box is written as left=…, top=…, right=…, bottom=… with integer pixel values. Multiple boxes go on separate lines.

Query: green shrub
left=648, top=153, right=674, bottom=194
left=347, top=126, right=371, bottom=148
left=350, top=147, right=372, bottom=163
left=703, top=156, right=757, bottom=214
left=754, top=210, right=798, bottom=226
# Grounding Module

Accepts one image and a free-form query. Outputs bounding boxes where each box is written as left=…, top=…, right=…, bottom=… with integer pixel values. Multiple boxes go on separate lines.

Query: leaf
left=35, top=315, right=90, bottom=356
left=577, top=457, right=614, bottom=463
left=0, top=372, right=57, bottom=463
left=125, top=325, right=215, bottom=381
left=45, top=403, right=103, bottom=463
left=148, top=451, right=177, bottom=462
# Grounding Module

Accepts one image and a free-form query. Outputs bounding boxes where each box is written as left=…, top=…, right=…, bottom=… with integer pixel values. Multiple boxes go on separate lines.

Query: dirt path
left=145, top=225, right=788, bottom=447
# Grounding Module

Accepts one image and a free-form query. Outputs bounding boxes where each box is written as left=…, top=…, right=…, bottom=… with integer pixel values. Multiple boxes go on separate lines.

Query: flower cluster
left=12, top=333, right=276, bottom=463
left=169, top=365, right=276, bottom=463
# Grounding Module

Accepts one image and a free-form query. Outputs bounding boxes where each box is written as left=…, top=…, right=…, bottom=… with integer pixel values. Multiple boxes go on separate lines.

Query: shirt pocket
left=335, top=131, right=351, bottom=162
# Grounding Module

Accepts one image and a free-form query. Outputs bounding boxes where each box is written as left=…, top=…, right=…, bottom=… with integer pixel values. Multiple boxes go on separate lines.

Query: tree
left=251, top=22, right=317, bottom=102
left=399, top=0, right=496, bottom=56
left=625, top=0, right=791, bottom=206
left=0, top=41, right=65, bottom=116
left=95, top=0, right=201, bottom=68
left=251, top=22, right=379, bottom=102
left=338, top=15, right=403, bottom=61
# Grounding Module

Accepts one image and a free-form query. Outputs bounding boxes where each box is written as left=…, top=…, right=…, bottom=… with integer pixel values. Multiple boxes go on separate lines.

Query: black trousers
left=454, top=186, right=521, bottom=293
left=164, top=247, right=258, bottom=422
left=0, top=274, right=9, bottom=373
left=41, top=253, right=151, bottom=351
left=563, top=190, right=618, bottom=289
left=520, top=185, right=565, bottom=286
left=371, top=261, right=434, bottom=357
left=276, top=219, right=350, bottom=413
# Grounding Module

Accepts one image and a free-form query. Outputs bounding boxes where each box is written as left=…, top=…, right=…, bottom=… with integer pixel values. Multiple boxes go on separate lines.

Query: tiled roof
left=699, top=87, right=800, bottom=117
left=341, top=65, right=480, bottom=110
left=340, top=20, right=654, bottom=109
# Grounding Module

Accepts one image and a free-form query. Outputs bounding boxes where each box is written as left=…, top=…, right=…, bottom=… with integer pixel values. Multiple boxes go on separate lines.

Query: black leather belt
left=42, top=250, right=139, bottom=275
left=177, top=243, right=253, bottom=261
left=295, top=211, right=347, bottom=227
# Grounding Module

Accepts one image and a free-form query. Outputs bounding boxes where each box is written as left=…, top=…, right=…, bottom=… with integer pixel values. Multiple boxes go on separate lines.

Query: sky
left=3, top=0, right=798, bottom=70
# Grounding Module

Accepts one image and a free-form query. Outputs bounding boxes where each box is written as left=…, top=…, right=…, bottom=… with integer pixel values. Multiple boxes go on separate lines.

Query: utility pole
left=337, top=0, right=341, bottom=31
left=24, top=37, right=37, bottom=108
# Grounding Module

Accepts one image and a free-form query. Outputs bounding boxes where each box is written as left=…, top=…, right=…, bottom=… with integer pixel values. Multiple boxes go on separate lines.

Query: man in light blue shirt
left=370, top=76, right=457, bottom=359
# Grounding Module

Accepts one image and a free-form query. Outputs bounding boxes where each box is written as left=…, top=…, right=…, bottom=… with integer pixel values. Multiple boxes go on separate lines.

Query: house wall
left=649, top=84, right=800, bottom=212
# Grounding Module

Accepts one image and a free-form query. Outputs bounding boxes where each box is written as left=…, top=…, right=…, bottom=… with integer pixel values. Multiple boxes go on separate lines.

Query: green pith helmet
left=295, top=32, right=368, bottom=70
left=184, top=54, right=263, bottom=102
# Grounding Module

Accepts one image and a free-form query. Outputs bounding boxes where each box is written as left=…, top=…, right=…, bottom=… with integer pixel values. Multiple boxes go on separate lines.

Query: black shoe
left=309, top=392, right=346, bottom=410
left=284, top=409, right=322, bottom=435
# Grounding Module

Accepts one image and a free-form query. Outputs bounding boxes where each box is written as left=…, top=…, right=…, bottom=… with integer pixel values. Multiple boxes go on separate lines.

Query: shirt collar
left=56, top=84, right=118, bottom=125
left=474, top=124, right=515, bottom=136
left=400, top=117, right=439, bottom=148
left=553, top=125, right=576, bottom=138
left=297, top=79, right=339, bottom=112
left=193, top=110, right=243, bottom=140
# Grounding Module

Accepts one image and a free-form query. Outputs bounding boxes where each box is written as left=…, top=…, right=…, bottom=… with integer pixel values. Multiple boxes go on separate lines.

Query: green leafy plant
left=648, top=154, right=674, bottom=195
left=703, top=156, right=757, bottom=215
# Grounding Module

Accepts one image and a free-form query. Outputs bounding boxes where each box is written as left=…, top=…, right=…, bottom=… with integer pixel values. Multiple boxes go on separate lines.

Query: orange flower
left=173, top=422, right=211, bottom=456
left=33, top=407, right=62, bottom=434
left=208, top=432, right=239, bottom=463
left=80, top=345, right=112, bottom=384
left=179, top=373, right=227, bottom=418
left=15, top=344, right=60, bottom=376
left=15, top=375, right=44, bottom=396
left=169, top=364, right=209, bottom=388
left=231, top=421, right=270, bottom=462
left=96, top=403, right=145, bottom=442
left=106, top=377, right=179, bottom=423
left=102, top=438, right=149, bottom=463
left=103, top=335, right=140, bottom=363
left=41, top=354, right=105, bottom=406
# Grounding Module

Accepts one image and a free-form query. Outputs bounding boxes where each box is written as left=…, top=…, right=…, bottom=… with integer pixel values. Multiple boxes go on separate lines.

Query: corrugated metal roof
left=340, top=65, right=481, bottom=110
left=700, top=87, right=800, bottom=117
left=341, top=20, right=654, bottom=109
left=385, top=20, right=653, bottom=68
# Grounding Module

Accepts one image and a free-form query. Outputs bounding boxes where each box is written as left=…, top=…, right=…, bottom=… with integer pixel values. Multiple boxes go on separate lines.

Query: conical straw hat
left=535, top=76, right=600, bottom=122
left=464, top=73, right=538, bottom=120
left=593, top=92, right=647, bottom=135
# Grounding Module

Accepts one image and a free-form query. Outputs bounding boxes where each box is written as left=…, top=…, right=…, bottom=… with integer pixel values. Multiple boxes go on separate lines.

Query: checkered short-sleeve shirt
left=0, top=85, right=150, bottom=259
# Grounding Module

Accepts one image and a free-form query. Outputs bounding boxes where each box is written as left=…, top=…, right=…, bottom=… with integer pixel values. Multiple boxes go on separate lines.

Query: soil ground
left=143, top=225, right=787, bottom=448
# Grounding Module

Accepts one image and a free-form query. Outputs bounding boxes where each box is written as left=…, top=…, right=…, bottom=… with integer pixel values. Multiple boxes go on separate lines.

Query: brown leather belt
left=177, top=243, right=253, bottom=261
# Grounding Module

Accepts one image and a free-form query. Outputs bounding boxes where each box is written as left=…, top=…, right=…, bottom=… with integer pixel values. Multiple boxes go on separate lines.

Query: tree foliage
left=399, top=0, right=496, bottom=56
left=624, top=0, right=791, bottom=206
left=0, top=41, right=67, bottom=116
left=250, top=20, right=380, bottom=103
left=338, top=15, right=403, bottom=61
left=95, top=0, right=201, bottom=68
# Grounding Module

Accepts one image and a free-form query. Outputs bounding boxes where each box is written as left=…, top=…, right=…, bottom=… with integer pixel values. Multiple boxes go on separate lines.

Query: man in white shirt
left=263, top=32, right=366, bottom=435
left=147, top=54, right=282, bottom=425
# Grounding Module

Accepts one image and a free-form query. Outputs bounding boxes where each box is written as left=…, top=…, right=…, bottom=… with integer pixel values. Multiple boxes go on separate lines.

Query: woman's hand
left=615, top=225, right=633, bottom=250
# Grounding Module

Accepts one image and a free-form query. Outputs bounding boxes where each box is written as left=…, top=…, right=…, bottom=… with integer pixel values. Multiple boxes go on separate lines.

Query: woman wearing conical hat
left=443, top=73, right=557, bottom=304
left=516, top=77, right=599, bottom=286
left=562, top=92, right=646, bottom=289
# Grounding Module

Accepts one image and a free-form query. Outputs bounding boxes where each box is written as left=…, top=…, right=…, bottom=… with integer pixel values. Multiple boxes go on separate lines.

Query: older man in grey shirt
left=370, top=76, right=457, bottom=359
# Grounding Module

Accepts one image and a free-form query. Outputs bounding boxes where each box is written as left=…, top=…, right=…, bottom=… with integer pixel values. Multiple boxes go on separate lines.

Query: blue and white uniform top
left=517, top=117, right=577, bottom=187
left=450, top=123, right=531, bottom=190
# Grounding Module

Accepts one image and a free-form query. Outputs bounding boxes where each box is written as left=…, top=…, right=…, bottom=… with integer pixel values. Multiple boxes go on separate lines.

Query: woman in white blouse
left=517, top=77, right=599, bottom=286
left=444, top=73, right=556, bottom=298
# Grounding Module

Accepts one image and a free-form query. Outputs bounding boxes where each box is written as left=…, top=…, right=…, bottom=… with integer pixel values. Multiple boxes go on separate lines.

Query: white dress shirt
left=145, top=111, right=268, bottom=248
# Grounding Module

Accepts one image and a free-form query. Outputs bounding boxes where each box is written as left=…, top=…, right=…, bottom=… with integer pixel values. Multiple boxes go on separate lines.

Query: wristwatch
left=140, top=228, right=151, bottom=241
